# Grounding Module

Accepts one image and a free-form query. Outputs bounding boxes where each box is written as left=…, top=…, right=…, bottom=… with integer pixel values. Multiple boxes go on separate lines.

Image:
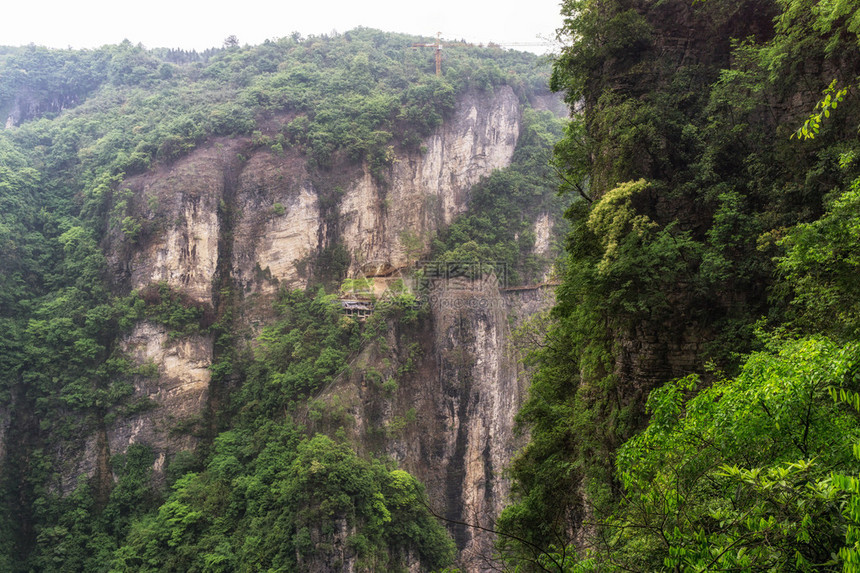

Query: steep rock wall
left=340, top=87, right=520, bottom=273
left=50, top=322, right=213, bottom=495
left=309, top=282, right=555, bottom=572
left=112, top=85, right=520, bottom=303
left=232, top=151, right=321, bottom=295
left=4, top=90, right=82, bottom=129
left=62, top=87, right=541, bottom=569
left=109, top=141, right=244, bottom=305
left=93, top=88, right=523, bottom=482
left=111, top=322, right=213, bottom=475
left=430, top=281, right=523, bottom=568
left=229, top=85, right=521, bottom=296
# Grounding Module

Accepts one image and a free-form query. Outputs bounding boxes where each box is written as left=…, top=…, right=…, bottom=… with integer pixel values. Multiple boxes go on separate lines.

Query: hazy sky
left=4, top=0, right=565, bottom=54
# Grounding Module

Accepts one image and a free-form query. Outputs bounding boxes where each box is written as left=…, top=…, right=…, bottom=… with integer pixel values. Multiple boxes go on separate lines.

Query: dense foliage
left=595, top=337, right=859, bottom=571
left=499, top=0, right=860, bottom=570
left=110, top=431, right=455, bottom=572
left=9, top=288, right=453, bottom=571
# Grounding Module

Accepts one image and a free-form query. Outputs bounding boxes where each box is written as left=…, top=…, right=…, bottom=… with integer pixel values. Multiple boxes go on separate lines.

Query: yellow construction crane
left=411, top=32, right=446, bottom=76
left=412, top=34, right=553, bottom=76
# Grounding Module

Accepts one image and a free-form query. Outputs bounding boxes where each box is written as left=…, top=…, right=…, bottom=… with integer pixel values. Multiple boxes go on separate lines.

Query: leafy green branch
left=792, top=79, right=850, bottom=140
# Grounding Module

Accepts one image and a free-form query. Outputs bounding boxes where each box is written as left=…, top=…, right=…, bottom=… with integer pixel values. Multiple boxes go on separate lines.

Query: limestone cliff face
left=231, top=151, right=321, bottom=295
left=339, top=87, right=521, bottom=273
left=50, top=322, right=213, bottom=496
left=425, top=282, right=528, bottom=568
left=111, top=141, right=243, bottom=305
left=112, top=322, right=213, bottom=474
left=533, top=212, right=553, bottom=256
left=4, top=90, right=82, bottom=129
left=308, top=282, right=554, bottom=571
left=113, top=86, right=520, bottom=303
left=97, top=87, right=525, bottom=473
left=230, top=85, right=521, bottom=298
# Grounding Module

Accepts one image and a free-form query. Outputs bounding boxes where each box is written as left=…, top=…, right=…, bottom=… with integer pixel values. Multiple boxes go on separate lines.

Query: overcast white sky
left=3, top=0, right=565, bottom=54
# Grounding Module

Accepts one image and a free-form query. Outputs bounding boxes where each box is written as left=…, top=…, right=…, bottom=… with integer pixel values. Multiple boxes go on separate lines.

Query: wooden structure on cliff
left=339, top=299, right=374, bottom=320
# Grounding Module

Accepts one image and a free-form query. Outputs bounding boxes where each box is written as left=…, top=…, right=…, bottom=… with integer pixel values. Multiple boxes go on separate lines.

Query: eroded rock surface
left=340, top=87, right=521, bottom=272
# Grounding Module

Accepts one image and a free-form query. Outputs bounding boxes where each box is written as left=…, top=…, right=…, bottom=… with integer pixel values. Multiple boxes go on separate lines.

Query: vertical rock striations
left=310, top=279, right=555, bottom=572
left=339, top=87, right=521, bottom=272
left=431, top=280, right=523, bottom=568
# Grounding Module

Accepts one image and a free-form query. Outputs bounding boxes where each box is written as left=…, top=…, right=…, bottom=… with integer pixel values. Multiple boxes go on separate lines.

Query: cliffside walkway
left=500, top=281, right=560, bottom=293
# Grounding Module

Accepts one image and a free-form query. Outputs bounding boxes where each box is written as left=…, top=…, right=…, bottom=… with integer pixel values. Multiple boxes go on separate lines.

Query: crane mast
left=412, top=32, right=444, bottom=76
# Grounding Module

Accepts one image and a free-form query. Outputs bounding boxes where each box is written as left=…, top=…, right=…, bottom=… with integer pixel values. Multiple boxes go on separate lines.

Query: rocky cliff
left=111, top=87, right=520, bottom=301
left=305, top=279, right=554, bottom=570
left=62, top=86, right=556, bottom=569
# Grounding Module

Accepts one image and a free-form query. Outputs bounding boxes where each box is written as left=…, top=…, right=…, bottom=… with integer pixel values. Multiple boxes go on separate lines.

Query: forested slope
left=0, top=30, right=566, bottom=571
left=499, top=0, right=860, bottom=570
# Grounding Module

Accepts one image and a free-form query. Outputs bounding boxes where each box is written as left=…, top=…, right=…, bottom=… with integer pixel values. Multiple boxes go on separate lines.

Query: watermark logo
left=414, top=261, right=508, bottom=293
left=414, top=260, right=508, bottom=311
